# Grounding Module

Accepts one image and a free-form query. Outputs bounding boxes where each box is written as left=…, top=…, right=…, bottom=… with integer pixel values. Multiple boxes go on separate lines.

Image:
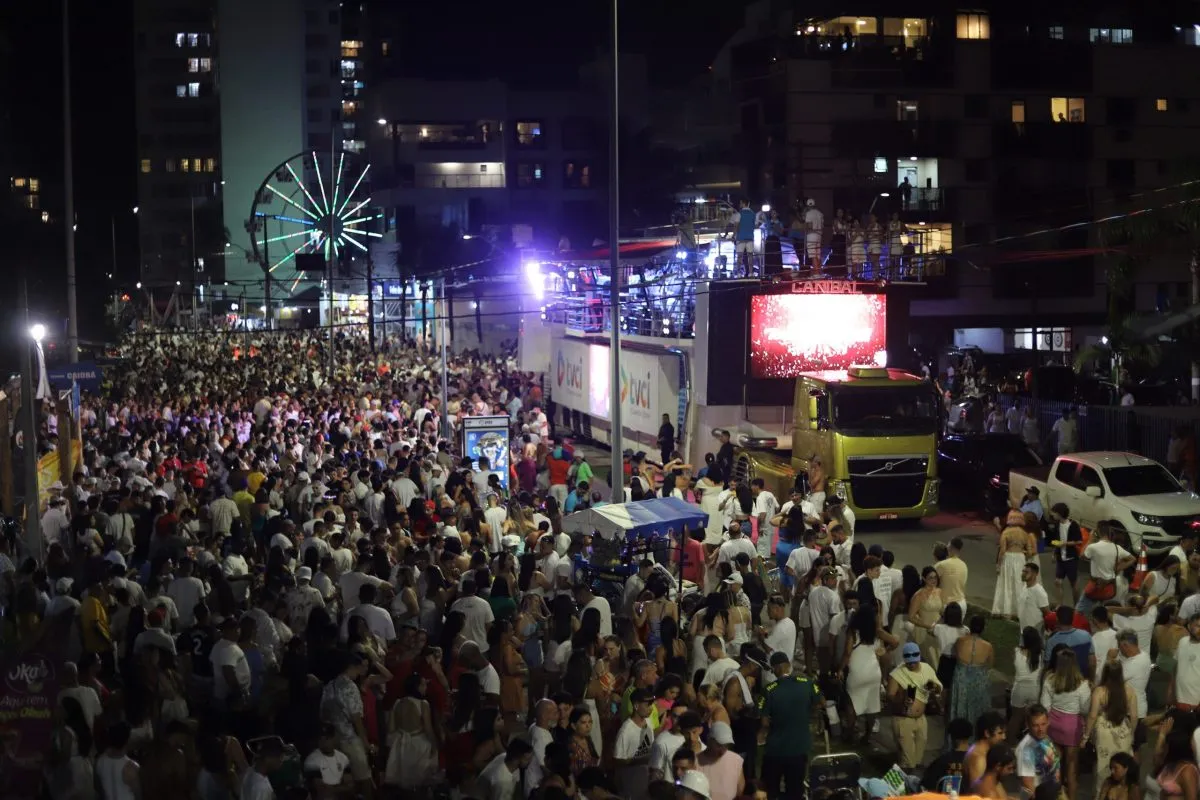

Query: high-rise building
left=133, top=0, right=346, bottom=289
left=714, top=1, right=1200, bottom=351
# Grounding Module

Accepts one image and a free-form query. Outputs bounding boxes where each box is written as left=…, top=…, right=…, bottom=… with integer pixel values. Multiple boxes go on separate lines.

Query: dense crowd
left=4, top=328, right=1200, bottom=800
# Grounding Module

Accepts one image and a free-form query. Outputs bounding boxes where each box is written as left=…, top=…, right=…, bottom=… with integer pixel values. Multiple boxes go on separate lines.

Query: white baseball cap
left=678, top=770, right=711, bottom=799
left=296, top=566, right=313, bottom=582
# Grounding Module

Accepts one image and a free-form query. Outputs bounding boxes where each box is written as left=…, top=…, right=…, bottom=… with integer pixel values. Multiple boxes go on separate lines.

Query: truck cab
left=736, top=366, right=941, bottom=521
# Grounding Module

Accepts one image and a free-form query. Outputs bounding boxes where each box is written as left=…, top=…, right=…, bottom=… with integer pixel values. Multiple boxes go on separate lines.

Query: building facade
left=717, top=0, right=1200, bottom=354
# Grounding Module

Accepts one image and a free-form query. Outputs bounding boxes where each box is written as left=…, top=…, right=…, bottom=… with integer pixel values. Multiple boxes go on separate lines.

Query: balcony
left=992, top=121, right=1092, bottom=159
left=829, top=120, right=958, bottom=159
left=897, top=187, right=952, bottom=223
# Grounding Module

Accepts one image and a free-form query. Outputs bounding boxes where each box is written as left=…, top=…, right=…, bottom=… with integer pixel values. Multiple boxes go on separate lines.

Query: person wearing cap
left=613, top=686, right=656, bottom=798
left=886, top=641, right=943, bottom=768
left=758, top=648, right=820, bottom=797
left=134, top=606, right=179, bottom=657
left=242, top=735, right=286, bottom=800
left=697, top=719, right=744, bottom=800
left=677, top=769, right=712, bottom=800
left=46, top=577, right=81, bottom=619
left=41, top=493, right=72, bottom=551
left=1017, top=484, right=1044, bottom=521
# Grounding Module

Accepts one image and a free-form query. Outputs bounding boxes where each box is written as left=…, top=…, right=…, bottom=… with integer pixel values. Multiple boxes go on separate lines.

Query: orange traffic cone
left=1129, top=543, right=1149, bottom=591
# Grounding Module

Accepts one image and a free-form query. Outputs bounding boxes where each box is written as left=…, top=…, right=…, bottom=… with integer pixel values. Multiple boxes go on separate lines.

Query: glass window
left=516, top=121, right=543, bottom=146
left=205, top=158, right=216, bottom=172
left=188, top=58, right=199, bottom=72
left=802, top=17, right=878, bottom=36
left=896, top=100, right=919, bottom=121
left=1090, top=28, right=1133, bottom=44
left=1048, top=26, right=1064, bottom=40
left=11, top=178, right=25, bottom=188
left=28, top=178, right=38, bottom=193
left=188, top=82, right=200, bottom=97
left=176, top=84, right=187, bottom=98
left=192, top=158, right=202, bottom=172
left=341, top=40, right=362, bottom=57
left=199, top=58, right=212, bottom=72
left=1011, top=100, right=1026, bottom=123
left=1051, top=97, right=1086, bottom=122
left=516, top=162, right=544, bottom=187
left=956, top=13, right=990, bottom=39
left=1054, top=459, right=1078, bottom=485
left=882, top=18, right=927, bottom=39
left=175, top=33, right=186, bottom=47
left=140, top=159, right=151, bottom=173
left=188, top=33, right=199, bottom=47
left=1157, top=98, right=1169, bottom=112
left=166, top=160, right=176, bottom=173
left=180, top=158, right=190, bottom=173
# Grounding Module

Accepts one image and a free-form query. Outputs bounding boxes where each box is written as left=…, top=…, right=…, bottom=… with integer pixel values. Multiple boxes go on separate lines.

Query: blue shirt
left=1044, top=626, right=1093, bottom=674
left=564, top=492, right=587, bottom=513
left=735, top=208, right=756, bottom=241
left=1020, top=498, right=1044, bottom=519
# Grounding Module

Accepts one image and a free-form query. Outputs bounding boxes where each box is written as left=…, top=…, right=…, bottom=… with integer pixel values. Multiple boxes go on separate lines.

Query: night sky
left=2, top=0, right=746, bottom=344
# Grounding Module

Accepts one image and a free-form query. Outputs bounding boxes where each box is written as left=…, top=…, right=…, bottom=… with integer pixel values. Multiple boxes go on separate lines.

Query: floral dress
left=949, top=636, right=990, bottom=732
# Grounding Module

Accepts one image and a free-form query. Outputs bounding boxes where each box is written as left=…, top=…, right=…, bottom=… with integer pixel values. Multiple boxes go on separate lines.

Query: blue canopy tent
left=562, top=496, right=709, bottom=541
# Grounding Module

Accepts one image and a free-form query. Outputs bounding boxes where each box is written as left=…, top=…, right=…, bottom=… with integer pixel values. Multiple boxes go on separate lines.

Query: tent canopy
left=562, top=496, right=709, bottom=541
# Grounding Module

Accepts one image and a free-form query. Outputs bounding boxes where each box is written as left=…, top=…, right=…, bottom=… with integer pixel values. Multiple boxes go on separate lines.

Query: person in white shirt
left=210, top=618, right=251, bottom=704
left=449, top=579, right=495, bottom=653
left=1170, top=613, right=1200, bottom=710
left=479, top=739, right=533, bottom=800
left=166, top=558, right=208, bottom=628
left=1089, top=606, right=1119, bottom=683
left=808, top=568, right=844, bottom=674
left=750, top=479, right=780, bottom=560
left=1017, top=562, right=1050, bottom=636
left=1078, top=523, right=1135, bottom=616
left=303, top=725, right=351, bottom=794
left=700, top=636, right=740, bottom=688
left=614, top=688, right=656, bottom=798
left=717, top=523, right=758, bottom=567
left=242, top=738, right=286, bottom=800
left=623, top=561, right=654, bottom=616
left=482, top=494, right=509, bottom=555
left=1110, top=594, right=1157, bottom=653
left=574, top=582, right=613, bottom=638
left=1115, top=629, right=1151, bottom=722
left=759, top=595, right=797, bottom=661
left=340, top=583, right=396, bottom=645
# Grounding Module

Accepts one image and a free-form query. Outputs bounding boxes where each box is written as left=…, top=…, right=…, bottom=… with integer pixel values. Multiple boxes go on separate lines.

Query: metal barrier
left=991, top=394, right=1200, bottom=466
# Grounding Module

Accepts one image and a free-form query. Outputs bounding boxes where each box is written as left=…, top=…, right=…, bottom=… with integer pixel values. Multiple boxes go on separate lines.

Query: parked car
left=945, top=395, right=988, bottom=435
left=1008, top=451, right=1200, bottom=550
left=937, top=433, right=1043, bottom=515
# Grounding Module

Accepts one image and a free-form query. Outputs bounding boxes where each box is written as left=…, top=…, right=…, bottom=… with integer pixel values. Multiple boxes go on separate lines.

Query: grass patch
left=981, top=614, right=1020, bottom=677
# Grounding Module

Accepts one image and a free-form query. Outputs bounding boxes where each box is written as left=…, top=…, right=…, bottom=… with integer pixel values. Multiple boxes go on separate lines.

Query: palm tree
left=1097, top=176, right=1200, bottom=400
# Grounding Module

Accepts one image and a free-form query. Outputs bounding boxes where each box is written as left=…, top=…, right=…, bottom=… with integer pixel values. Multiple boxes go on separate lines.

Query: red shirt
left=547, top=454, right=570, bottom=486
left=680, top=536, right=705, bottom=585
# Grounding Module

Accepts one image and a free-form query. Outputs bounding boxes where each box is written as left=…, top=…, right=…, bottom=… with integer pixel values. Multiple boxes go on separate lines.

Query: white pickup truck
left=1008, top=451, right=1200, bottom=550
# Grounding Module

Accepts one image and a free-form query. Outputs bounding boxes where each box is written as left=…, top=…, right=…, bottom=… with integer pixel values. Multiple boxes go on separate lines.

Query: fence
left=991, top=394, right=1200, bottom=466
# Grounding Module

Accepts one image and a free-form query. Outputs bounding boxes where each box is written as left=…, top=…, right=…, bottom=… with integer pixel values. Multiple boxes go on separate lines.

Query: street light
left=868, top=191, right=891, bottom=216
left=28, top=323, right=45, bottom=342
left=132, top=206, right=139, bottom=214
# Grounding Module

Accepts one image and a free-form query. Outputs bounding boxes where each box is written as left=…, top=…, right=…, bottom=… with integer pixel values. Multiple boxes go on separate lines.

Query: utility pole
left=1192, top=254, right=1199, bottom=402
left=63, top=0, right=78, bottom=363
left=18, top=272, right=41, bottom=561
left=607, top=0, right=624, bottom=503
left=440, top=276, right=450, bottom=442
left=366, top=248, right=376, bottom=352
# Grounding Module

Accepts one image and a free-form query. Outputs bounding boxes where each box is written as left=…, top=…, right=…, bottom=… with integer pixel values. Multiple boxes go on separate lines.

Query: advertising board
left=461, top=415, right=510, bottom=489
left=550, top=337, right=588, bottom=410
left=749, top=292, right=887, bottom=378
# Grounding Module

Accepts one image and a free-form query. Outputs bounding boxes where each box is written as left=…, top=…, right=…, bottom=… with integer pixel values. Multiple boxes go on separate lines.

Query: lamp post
left=608, top=0, right=624, bottom=503
left=63, top=0, right=78, bottom=363
left=20, top=276, right=44, bottom=561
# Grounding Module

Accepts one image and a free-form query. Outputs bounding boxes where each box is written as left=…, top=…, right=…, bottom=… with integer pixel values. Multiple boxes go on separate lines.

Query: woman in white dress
left=841, top=604, right=898, bottom=744
left=384, top=674, right=439, bottom=790
left=1008, top=626, right=1045, bottom=741
left=992, top=511, right=1036, bottom=618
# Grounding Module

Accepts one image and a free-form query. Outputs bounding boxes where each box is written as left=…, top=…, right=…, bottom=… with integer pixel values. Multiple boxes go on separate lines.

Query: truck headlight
left=831, top=480, right=848, bottom=500
left=927, top=478, right=940, bottom=503
left=1132, top=512, right=1164, bottom=527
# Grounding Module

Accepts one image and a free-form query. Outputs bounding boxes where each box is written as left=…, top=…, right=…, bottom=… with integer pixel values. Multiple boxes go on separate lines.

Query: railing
left=411, top=174, right=505, bottom=189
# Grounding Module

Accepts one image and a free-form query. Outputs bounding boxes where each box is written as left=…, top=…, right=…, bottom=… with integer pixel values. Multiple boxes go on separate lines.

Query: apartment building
left=717, top=0, right=1200, bottom=353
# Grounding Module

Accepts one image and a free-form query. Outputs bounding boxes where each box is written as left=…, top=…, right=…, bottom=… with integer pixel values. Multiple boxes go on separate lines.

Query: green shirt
left=758, top=671, right=820, bottom=758
left=575, top=461, right=594, bottom=486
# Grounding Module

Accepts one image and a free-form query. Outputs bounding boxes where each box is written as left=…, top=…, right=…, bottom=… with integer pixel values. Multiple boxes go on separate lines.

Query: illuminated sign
left=750, top=293, right=887, bottom=378
left=790, top=280, right=875, bottom=295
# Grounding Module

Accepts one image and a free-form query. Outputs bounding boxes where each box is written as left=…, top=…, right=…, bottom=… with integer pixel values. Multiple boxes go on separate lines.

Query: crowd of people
left=4, top=327, right=1200, bottom=800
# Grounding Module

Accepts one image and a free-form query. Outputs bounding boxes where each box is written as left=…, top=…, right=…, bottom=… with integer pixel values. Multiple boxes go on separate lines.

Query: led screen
left=749, top=293, right=887, bottom=378
left=464, top=427, right=509, bottom=489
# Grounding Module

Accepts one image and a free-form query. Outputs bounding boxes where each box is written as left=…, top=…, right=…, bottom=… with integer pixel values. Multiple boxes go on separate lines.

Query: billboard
left=585, top=345, right=678, bottom=432
left=749, top=292, right=887, bottom=378
left=46, top=361, right=103, bottom=393
left=461, top=416, right=510, bottom=490
left=550, top=337, right=588, bottom=409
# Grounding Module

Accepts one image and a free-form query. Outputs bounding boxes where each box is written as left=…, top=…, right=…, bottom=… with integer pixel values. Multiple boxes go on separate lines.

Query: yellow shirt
left=247, top=471, right=267, bottom=495
left=935, top=557, right=968, bottom=605
left=233, top=490, right=256, bottom=529
left=81, top=596, right=110, bottom=654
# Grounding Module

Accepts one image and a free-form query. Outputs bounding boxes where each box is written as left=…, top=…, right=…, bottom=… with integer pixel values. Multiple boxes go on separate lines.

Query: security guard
left=758, top=650, right=821, bottom=798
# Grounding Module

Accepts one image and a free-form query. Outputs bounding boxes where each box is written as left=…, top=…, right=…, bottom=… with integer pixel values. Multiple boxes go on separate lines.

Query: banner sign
left=46, top=361, right=102, bottom=393
left=462, top=415, right=510, bottom=490
left=0, top=649, right=59, bottom=799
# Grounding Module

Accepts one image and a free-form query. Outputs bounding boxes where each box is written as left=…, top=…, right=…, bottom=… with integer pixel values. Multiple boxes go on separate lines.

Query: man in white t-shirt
left=1111, top=594, right=1157, bottom=653
left=574, top=582, right=613, bottom=637
left=449, top=579, right=495, bottom=653
left=58, top=663, right=103, bottom=731
left=717, top=523, right=758, bottom=566
left=211, top=618, right=251, bottom=703
left=479, top=740, right=534, bottom=800
left=1171, top=614, right=1200, bottom=709
left=461, top=641, right=502, bottom=704
left=700, top=636, right=740, bottom=688
left=1090, top=606, right=1119, bottom=683
left=482, top=494, right=509, bottom=555
left=1017, top=562, right=1050, bottom=636
left=759, top=595, right=797, bottom=660
left=1116, top=629, right=1151, bottom=722
left=614, top=688, right=656, bottom=798
left=1078, top=524, right=1135, bottom=616
left=1015, top=706, right=1060, bottom=793
left=303, top=725, right=351, bottom=793
left=751, top=479, right=780, bottom=559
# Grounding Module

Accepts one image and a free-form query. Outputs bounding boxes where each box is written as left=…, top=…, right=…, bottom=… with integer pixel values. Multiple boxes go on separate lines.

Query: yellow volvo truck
left=735, top=366, right=941, bottom=521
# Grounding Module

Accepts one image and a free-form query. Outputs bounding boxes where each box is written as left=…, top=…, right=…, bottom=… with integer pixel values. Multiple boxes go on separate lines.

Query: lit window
left=896, top=100, right=919, bottom=121
left=1051, top=97, right=1086, bottom=123
left=1090, top=28, right=1133, bottom=44
left=176, top=84, right=187, bottom=97
left=12, top=177, right=26, bottom=188
left=199, top=58, right=212, bottom=72
left=28, top=178, right=38, bottom=192
left=181, top=159, right=190, bottom=173
left=175, top=33, right=186, bottom=47
left=517, top=162, right=544, bottom=187
left=188, top=33, right=199, bottom=47
left=516, top=121, right=543, bottom=145
left=341, top=40, right=363, bottom=57
left=41, top=211, right=49, bottom=223
left=192, top=158, right=202, bottom=172
left=205, top=158, right=216, bottom=172
left=22, top=195, right=37, bottom=210
left=1157, top=98, right=1169, bottom=112
left=956, top=13, right=990, bottom=39
left=1048, top=26, right=1064, bottom=40
left=188, top=58, right=199, bottom=72
left=1180, top=25, right=1200, bottom=46
left=140, top=159, right=151, bottom=173
left=1011, top=100, right=1026, bottom=123
left=188, top=82, right=200, bottom=97
left=166, top=160, right=176, bottom=173
left=873, top=157, right=888, bottom=173
left=381, top=41, right=390, bottom=55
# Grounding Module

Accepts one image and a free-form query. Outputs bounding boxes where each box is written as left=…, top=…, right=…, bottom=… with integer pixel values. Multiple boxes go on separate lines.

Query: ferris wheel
left=246, top=150, right=381, bottom=293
